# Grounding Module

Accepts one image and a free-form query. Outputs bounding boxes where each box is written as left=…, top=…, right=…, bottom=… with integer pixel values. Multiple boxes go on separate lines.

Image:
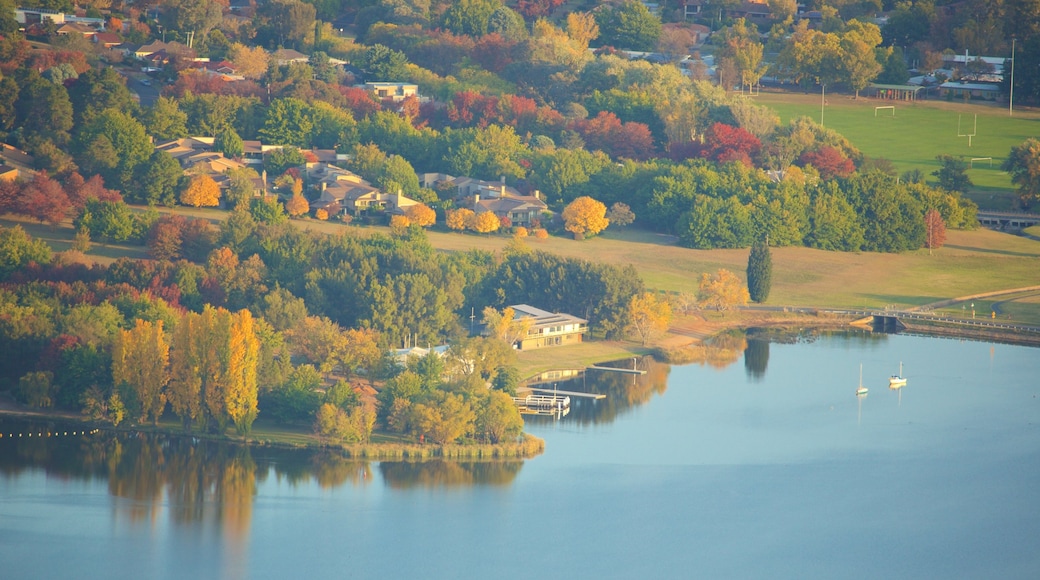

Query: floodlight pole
left=821, top=83, right=825, bottom=127
left=1010, top=37, right=1016, bottom=117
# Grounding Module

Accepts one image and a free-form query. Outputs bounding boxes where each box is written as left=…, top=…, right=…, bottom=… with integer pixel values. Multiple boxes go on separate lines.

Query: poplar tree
left=168, top=313, right=203, bottom=432
left=112, top=319, right=170, bottom=425
left=746, top=240, right=772, bottom=303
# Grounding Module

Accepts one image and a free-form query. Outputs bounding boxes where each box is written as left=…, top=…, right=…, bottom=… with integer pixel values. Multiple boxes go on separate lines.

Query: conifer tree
left=746, top=240, right=772, bottom=303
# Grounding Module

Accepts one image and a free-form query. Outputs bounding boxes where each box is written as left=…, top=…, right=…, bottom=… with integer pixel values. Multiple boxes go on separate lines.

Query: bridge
left=976, top=210, right=1040, bottom=230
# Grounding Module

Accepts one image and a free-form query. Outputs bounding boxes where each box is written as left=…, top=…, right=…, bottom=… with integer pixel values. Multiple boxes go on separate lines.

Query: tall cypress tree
left=747, top=240, right=772, bottom=303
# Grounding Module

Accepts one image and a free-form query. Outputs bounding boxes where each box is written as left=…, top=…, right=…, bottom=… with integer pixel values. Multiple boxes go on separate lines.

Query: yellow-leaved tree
left=112, top=319, right=170, bottom=425
left=470, top=211, right=501, bottom=234
left=226, top=309, right=260, bottom=435
left=447, top=208, right=474, bottom=231
left=482, top=306, right=533, bottom=346
left=562, top=196, right=609, bottom=238
left=389, top=214, right=410, bottom=234
left=404, top=203, right=436, bottom=227
left=627, top=292, right=673, bottom=346
left=168, top=312, right=203, bottom=432
left=181, top=174, right=221, bottom=207
left=697, top=269, right=750, bottom=314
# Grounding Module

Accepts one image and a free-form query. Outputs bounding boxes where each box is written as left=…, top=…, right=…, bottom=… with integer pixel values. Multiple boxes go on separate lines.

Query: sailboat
left=856, top=364, right=868, bottom=396
left=889, top=362, right=907, bottom=388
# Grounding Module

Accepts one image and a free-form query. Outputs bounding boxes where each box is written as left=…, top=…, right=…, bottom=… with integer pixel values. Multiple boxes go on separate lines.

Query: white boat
left=889, top=362, right=907, bottom=388
left=856, top=364, right=868, bottom=396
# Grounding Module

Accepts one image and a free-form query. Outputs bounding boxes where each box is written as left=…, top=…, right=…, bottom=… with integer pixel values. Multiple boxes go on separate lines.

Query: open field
left=753, top=91, right=1040, bottom=209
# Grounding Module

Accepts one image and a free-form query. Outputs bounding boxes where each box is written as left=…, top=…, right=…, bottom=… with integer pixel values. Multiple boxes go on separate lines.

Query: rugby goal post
left=874, top=105, right=895, bottom=117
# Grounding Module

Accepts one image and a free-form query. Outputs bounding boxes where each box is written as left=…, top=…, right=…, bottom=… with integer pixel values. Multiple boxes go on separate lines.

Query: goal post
left=874, top=105, right=895, bottom=117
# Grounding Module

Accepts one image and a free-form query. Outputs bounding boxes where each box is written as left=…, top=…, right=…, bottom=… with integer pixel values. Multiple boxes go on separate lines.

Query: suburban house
left=474, top=193, right=548, bottom=227
left=509, top=304, right=588, bottom=350
left=309, top=162, right=421, bottom=216
left=364, top=82, right=422, bottom=103
left=0, top=164, right=19, bottom=182
left=56, top=22, right=96, bottom=37
left=271, top=48, right=310, bottom=66
left=0, top=144, right=35, bottom=173
left=155, top=136, right=216, bottom=163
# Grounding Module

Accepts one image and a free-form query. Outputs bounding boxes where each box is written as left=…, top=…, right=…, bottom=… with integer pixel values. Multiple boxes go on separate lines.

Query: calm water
left=2, top=330, right=1039, bottom=579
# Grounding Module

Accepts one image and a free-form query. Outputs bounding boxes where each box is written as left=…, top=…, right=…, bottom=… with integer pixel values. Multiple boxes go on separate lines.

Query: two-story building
left=509, top=304, right=588, bottom=350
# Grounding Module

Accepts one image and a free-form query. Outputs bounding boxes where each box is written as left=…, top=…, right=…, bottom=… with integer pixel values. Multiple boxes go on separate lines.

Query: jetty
left=588, top=365, right=646, bottom=375
left=511, top=394, right=570, bottom=417
left=517, top=387, right=606, bottom=400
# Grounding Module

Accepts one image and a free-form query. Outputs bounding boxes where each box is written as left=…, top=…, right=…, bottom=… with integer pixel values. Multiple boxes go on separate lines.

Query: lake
left=2, top=329, right=1039, bottom=579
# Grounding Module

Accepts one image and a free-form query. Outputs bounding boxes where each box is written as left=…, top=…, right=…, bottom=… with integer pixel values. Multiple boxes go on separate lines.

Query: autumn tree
left=389, top=214, right=410, bottom=235
left=746, top=240, right=772, bottom=303
left=112, top=319, right=170, bottom=425
left=228, top=43, right=269, bottom=80
left=286, top=194, right=310, bottom=218
left=607, top=202, right=635, bottom=228
left=476, top=390, right=524, bottom=443
left=181, top=174, right=221, bottom=207
left=469, top=211, right=501, bottom=235
left=404, top=204, right=436, bottom=227
left=446, top=208, right=474, bottom=231
left=225, top=309, right=260, bottom=435
left=923, top=208, right=946, bottom=255
left=168, top=310, right=203, bottom=431
left=562, top=196, right=609, bottom=238
left=697, top=269, right=750, bottom=314
left=627, top=292, right=672, bottom=346
left=482, top=306, right=533, bottom=346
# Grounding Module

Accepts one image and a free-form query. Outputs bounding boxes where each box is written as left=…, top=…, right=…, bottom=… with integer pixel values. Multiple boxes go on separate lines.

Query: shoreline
left=4, top=313, right=1038, bottom=456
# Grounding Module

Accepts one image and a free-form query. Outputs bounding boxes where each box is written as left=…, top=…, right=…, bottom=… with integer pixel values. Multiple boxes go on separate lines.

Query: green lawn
left=754, top=92, right=1040, bottom=204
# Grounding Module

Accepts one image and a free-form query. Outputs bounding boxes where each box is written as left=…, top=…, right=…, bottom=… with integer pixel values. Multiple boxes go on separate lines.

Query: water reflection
left=380, top=460, right=523, bottom=488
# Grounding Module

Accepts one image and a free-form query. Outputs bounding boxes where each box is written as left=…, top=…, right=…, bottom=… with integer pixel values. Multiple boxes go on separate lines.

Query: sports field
left=754, top=91, right=1040, bottom=205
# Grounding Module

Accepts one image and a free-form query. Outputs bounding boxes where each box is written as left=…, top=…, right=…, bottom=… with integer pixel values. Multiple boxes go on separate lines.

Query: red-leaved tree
left=798, top=146, right=856, bottom=180
left=701, top=123, right=761, bottom=167
left=924, top=208, right=946, bottom=255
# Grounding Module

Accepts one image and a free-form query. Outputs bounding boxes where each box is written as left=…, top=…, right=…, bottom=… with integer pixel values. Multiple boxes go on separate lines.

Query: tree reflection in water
left=379, top=460, right=523, bottom=489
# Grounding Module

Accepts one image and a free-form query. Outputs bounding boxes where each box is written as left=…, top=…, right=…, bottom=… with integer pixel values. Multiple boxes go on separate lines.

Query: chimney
left=474, top=193, right=479, bottom=206
left=501, top=184, right=506, bottom=196
left=534, top=190, right=540, bottom=200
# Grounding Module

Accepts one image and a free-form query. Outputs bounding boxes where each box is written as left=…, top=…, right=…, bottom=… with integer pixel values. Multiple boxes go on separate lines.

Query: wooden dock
left=588, top=365, right=647, bottom=375
left=518, top=387, right=606, bottom=400
left=511, top=394, right=570, bottom=410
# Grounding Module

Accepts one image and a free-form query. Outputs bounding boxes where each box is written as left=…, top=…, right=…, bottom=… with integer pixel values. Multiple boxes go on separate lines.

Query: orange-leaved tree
left=285, top=194, right=309, bottom=217
left=181, top=174, right=221, bottom=207
left=447, top=208, right=473, bottom=231
left=562, top=195, right=609, bottom=238
left=923, top=208, right=946, bottom=255
left=405, top=203, right=436, bottom=227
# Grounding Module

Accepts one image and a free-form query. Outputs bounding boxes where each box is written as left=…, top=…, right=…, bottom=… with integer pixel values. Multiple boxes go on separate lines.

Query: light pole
left=1010, top=37, right=1016, bottom=116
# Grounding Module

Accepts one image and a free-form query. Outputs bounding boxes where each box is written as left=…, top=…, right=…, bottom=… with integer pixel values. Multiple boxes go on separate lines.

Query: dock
left=517, top=387, right=606, bottom=400
left=511, top=394, right=571, bottom=417
left=588, top=365, right=647, bottom=375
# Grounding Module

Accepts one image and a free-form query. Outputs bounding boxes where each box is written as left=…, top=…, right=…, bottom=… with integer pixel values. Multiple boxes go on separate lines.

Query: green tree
left=357, top=44, right=410, bottom=80
left=839, top=20, right=883, bottom=98
left=215, top=126, right=245, bottom=159
left=162, top=0, right=224, bottom=40
left=441, top=0, right=500, bottom=37
left=75, top=199, right=135, bottom=243
left=260, top=98, right=314, bottom=148
left=594, top=0, right=661, bottom=52
left=0, top=225, right=53, bottom=279
left=932, top=154, right=972, bottom=192
left=15, top=72, right=73, bottom=146
left=1002, top=138, right=1040, bottom=204
left=250, top=196, right=289, bottom=224
left=131, top=150, right=183, bottom=206
left=746, top=239, right=772, bottom=303
left=66, top=67, right=137, bottom=126
left=144, top=96, right=189, bottom=141
left=75, top=109, right=153, bottom=192
left=476, top=390, right=523, bottom=443
left=265, top=146, right=307, bottom=176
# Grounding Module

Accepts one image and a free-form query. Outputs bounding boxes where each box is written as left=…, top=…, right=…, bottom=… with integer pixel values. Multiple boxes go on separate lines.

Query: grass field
left=753, top=91, right=1040, bottom=209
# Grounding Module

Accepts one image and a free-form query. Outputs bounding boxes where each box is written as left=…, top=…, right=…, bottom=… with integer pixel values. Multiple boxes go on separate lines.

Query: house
left=155, top=137, right=216, bottom=164
left=271, top=48, right=310, bottom=66
left=364, top=82, right=421, bottom=103
left=56, top=22, right=96, bottom=37
left=474, top=192, right=548, bottom=227
left=91, top=32, right=122, bottom=48
left=508, top=305, right=588, bottom=350
left=0, top=144, right=36, bottom=172
left=0, top=164, right=19, bottom=182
